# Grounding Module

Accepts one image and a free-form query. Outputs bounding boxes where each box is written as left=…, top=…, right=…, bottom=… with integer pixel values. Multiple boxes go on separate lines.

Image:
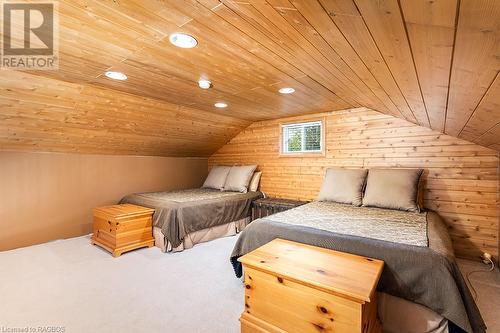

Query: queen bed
left=120, top=165, right=263, bottom=252
left=230, top=168, right=486, bottom=333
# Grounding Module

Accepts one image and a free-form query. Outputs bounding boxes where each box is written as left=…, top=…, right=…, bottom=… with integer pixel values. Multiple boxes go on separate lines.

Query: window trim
left=279, top=118, right=325, bottom=157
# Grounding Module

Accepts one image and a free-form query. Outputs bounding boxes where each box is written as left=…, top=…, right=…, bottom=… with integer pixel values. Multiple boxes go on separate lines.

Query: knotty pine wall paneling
left=209, top=108, right=499, bottom=261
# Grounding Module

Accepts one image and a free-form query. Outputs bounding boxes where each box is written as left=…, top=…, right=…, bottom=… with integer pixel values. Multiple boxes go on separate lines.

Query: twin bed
left=120, top=165, right=263, bottom=252
left=120, top=188, right=262, bottom=252
left=118, top=165, right=485, bottom=333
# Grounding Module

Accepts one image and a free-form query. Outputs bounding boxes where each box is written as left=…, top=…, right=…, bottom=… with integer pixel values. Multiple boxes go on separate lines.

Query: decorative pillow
left=417, top=174, right=426, bottom=212
left=202, top=166, right=231, bottom=190
left=317, top=168, right=368, bottom=206
left=223, top=165, right=257, bottom=193
left=248, top=171, right=262, bottom=192
left=362, top=168, right=424, bottom=212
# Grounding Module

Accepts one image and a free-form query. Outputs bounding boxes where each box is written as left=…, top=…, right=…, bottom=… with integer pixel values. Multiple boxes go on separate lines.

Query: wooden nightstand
left=239, top=239, right=384, bottom=333
left=251, top=197, right=308, bottom=220
left=91, top=204, right=155, bottom=257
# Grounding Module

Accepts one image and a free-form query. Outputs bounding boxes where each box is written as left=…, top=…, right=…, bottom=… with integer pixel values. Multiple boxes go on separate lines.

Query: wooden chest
left=91, top=204, right=155, bottom=257
left=238, top=239, right=384, bottom=333
left=251, top=198, right=308, bottom=221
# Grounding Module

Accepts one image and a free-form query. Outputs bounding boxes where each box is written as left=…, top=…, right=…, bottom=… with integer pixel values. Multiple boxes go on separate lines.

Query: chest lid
left=238, top=238, right=384, bottom=303
left=93, top=204, right=154, bottom=221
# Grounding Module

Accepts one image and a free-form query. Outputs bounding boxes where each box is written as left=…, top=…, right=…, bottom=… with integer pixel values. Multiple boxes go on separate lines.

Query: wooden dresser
left=91, top=204, right=155, bottom=257
left=238, top=239, right=384, bottom=333
left=251, top=197, right=308, bottom=221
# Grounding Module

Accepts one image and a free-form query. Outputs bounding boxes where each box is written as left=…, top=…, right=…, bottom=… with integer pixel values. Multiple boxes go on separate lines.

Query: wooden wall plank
left=209, top=107, right=499, bottom=260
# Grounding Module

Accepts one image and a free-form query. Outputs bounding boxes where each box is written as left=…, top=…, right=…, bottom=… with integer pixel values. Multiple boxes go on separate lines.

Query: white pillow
left=202, top=166, right=231, bottom=190
left=223, top=165, right=257, bottom=193
left=248, top=172, right=262, bottom=192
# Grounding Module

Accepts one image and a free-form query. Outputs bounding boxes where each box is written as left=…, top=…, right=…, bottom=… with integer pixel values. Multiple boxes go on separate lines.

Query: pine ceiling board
left=317, top=0, right=418, bottom=123
left=182, top=0, right=356, bottom=111
left=199, top=1, right=353, bottom=109
left=459, top=73, right=500, bottom=144
left=198, top=1, right=305, bottom=79
left=488, top=143, right=500, bottom=151
left=1, top=0, right=500, bottom=156
left=0, top=72, right=82, bottom=109
left=286, top=0, right=405, bottom=120
left=172, top=0, right=358, bottom=113
left=70, top=0, right=349, bottom=118
left=0, top=71, right=250, bottom=157
left=76, top=84, right=251, bottom=139
left=353, top=0, right=430, bottom=127
left=399, top=0, right=457, bottom=132
left=68, top=0, right=289, bottom=112
left=73, top=90, right=247, bottom=141
left=120, top=22, right=341, bottom=115
left=53, top=0, right=162, bottom=79
left=474, top=123, right=500, bottom=150
left=221, top=0, right=364, bottom=107
left=29, top=54, right=113, bottom=84
left=0, top=109, right=242, bottom=149
left=266, top=0, right=394, bottom=115
left=63, top=0, right=170, bottom=41
left=0, top=136, right=217, bottom=157
left=54, top=0, right=356, bottom=116
left=445, top=0, right=500, bottom=137
left=90, top=61, right=282, bottom=121
left=217, top=1, right=359, bottom=105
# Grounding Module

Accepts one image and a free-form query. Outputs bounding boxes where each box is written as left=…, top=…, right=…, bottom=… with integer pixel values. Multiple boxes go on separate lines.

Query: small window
left=281, top=120, right=323, bottom=154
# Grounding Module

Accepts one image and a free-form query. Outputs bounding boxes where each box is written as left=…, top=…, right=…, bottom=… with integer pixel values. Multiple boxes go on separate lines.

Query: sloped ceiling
left=0, top=0, right=499, bottom=156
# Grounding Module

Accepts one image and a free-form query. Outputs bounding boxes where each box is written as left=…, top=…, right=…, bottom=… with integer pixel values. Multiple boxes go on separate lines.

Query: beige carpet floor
left=0, top=235, right=498, bottom=333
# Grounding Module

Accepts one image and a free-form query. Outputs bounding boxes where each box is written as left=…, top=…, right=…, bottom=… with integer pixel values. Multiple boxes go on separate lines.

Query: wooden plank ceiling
left=0, top=0, right=499, bottom=156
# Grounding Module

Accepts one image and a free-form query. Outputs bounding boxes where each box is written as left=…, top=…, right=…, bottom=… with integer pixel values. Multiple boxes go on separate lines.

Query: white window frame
left=280, top=119, right=324, bottom=155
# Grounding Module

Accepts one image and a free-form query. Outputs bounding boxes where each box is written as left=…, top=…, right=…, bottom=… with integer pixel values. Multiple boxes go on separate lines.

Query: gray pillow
left=202, top=166, right=231, bottom=190
left=362, top=168, right=423, bottom=212
left=317, top=168, right=368, bottom=206
left=223, top=165, right=257, bottom=193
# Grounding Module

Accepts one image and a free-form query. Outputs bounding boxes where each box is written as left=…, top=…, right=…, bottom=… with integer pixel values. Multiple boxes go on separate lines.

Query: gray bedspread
left=230, top=202, right=485, bottom=333
left=120, top=188, right=262, bottom=248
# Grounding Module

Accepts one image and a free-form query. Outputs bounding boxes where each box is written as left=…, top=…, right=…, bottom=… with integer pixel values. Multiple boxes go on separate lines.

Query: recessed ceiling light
left=279, top=87, right=295, bottom=94
left=169, top=33, right=198, bottom=48
left=198, top=79, right=212, bottom=89
left=105, top=71, right=127, bottom=81
left=214, top=102, right=228, bottom=108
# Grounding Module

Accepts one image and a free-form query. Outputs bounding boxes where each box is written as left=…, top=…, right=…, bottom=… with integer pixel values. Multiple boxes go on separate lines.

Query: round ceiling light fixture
left=105, top=71, right=127, bottom=81
left=198, top=79, right=212, bottom=89
left=279, top=87, right=295, bottom=94
left=214, top=102, right=228, bottom=108
left=169, top=33, right=198, bottom=48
